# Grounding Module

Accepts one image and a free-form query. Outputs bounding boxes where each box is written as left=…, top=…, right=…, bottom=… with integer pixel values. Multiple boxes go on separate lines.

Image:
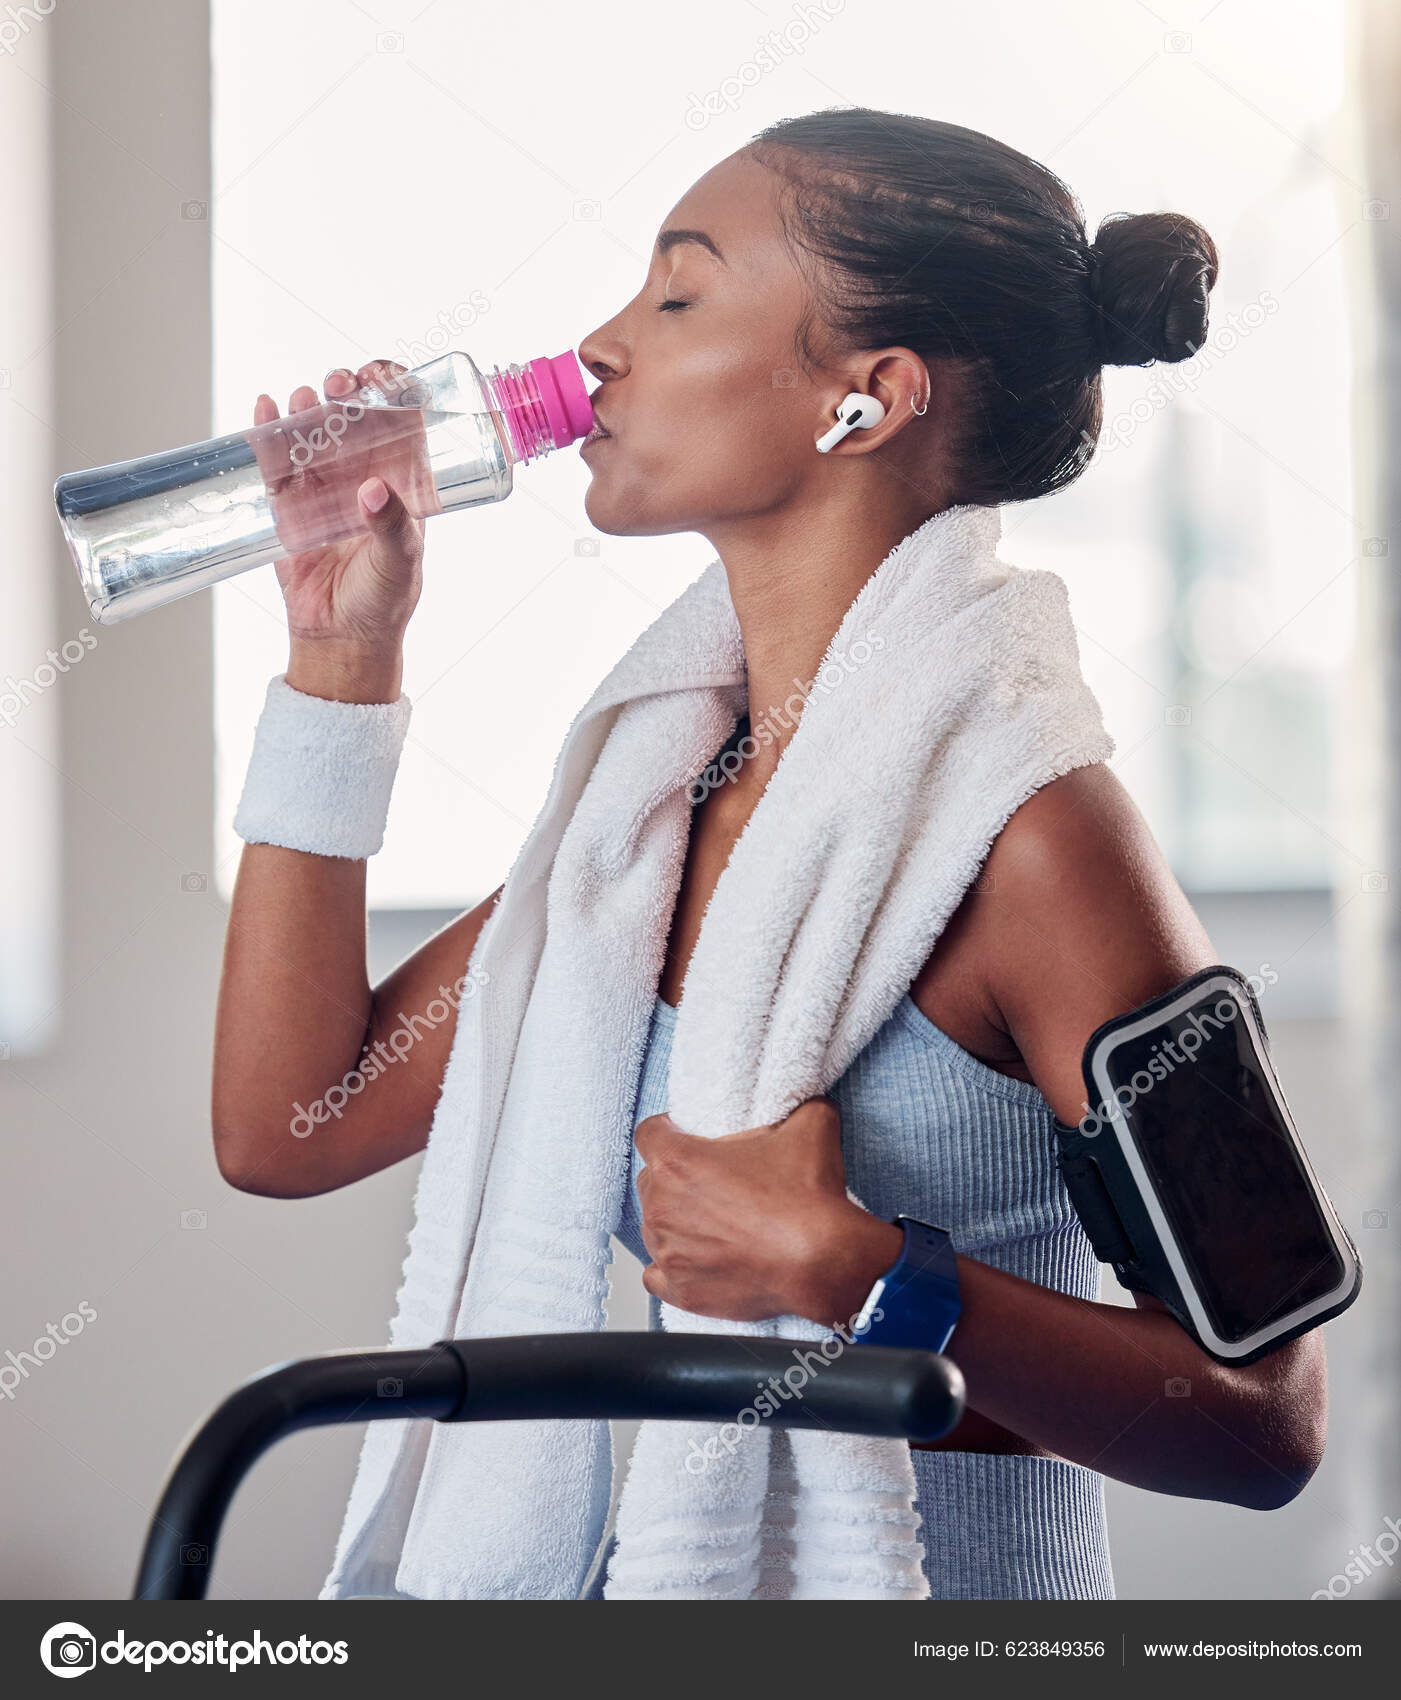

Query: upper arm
left=976, top=771, right=1329, bottom=1477
left=979, top=763, right=1216, bottom=1129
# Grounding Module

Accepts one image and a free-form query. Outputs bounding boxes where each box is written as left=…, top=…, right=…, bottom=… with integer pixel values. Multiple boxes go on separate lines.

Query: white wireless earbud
left=815, top=391, right=887, bottom=454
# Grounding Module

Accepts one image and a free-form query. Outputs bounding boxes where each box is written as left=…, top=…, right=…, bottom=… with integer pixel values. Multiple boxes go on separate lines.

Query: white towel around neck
left=318, top=500, right=1113, bottom=1601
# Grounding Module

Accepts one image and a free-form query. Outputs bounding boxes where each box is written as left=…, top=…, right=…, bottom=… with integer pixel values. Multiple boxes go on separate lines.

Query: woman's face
left=576, top=149, right=837, bottom=539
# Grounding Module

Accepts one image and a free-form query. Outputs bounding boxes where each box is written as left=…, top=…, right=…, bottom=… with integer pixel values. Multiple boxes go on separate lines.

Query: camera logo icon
left=41, top=1621, right=96, bottom=1677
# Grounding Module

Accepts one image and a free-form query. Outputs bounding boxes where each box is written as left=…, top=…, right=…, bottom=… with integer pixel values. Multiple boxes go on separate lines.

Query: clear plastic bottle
left=53, top=349, right=593, bottom=624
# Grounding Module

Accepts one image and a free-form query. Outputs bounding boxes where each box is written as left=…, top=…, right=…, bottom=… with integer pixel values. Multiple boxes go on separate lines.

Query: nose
left=577, top=323, right=627, bottom=383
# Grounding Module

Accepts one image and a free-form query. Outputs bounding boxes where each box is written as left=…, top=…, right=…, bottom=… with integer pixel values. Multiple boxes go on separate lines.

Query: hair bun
left=1088, top=211, right=1219, bottom=366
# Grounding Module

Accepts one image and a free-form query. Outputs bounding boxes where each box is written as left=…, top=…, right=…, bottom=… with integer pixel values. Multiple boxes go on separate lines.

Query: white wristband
left=233, top=673, right=412, bottom=859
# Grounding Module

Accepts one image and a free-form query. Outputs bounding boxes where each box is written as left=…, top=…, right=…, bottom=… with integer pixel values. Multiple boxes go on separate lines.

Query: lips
left=583, top=397, right=612, bottom=444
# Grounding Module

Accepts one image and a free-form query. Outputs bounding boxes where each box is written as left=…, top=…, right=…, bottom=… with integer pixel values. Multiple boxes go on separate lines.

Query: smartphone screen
left=1098, top=988, right=1347, bottom=1345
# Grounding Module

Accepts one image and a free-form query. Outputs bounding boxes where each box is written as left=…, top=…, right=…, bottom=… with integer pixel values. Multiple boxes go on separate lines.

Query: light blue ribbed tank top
left=607, top=990, right=1117, bottom=1602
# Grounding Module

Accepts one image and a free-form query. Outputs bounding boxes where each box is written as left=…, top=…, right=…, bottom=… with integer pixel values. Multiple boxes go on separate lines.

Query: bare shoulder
left=987, top=761, right=1163, bottom=884
left=984, top=762, right=1210, bottom=971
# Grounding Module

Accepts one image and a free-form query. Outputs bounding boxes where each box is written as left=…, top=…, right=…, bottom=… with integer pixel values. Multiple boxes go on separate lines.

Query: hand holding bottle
left=55, top=346, right=591, bottom=629
left=256, top=360, right=427, bottom=702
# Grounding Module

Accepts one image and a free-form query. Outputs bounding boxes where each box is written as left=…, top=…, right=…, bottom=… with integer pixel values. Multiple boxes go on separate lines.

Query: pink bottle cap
left=527, top=350, right=594, bottom=448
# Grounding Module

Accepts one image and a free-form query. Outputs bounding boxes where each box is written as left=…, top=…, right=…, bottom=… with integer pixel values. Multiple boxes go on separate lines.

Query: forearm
left=211, top=640, right=402, bottom=1187
left=806, top=1206, right=1321, bottom=1509
left=212, top=843, right=375, bottom=1172
left=942, top=1256, right=1317, bottom=1507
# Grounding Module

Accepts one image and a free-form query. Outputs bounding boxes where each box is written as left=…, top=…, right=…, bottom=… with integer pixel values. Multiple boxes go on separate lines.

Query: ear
left=830, top=347, right=932, bottom=453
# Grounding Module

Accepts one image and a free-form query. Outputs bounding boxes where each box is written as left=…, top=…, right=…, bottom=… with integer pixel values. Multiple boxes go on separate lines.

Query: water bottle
left=53, top=349, right=593, bottom=624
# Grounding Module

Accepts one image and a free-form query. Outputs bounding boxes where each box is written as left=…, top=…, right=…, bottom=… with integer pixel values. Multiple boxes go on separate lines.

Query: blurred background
left=1, top=0, right=1397, bottom=1600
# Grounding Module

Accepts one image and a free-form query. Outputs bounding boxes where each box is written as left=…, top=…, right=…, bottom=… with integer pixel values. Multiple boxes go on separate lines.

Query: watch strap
left=854, top=1214, right=961, bottom=1354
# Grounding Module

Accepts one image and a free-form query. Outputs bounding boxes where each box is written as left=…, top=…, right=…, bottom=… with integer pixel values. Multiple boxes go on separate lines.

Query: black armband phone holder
left=1053, top=964, right=1362, bottom=1366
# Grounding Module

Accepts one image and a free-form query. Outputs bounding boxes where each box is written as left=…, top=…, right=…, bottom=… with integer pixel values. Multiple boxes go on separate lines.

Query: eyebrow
left=655, top=227, right=727, bottom=265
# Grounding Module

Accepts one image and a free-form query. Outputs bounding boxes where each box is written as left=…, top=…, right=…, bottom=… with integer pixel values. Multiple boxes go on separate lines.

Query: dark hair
left=745, top=108, right=1219, bottom=506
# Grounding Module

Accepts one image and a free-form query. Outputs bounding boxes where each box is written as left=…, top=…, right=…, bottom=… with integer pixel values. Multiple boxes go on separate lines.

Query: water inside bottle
left=54, top=346, right=590, bottom=623
left=57, top=385, right=507, bottom=621
left=244, top=392, right=444, bottom=554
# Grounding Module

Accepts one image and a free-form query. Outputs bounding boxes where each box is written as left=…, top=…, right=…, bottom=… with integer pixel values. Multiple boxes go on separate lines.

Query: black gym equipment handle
left=134, top=1331, right=964, bottom=1600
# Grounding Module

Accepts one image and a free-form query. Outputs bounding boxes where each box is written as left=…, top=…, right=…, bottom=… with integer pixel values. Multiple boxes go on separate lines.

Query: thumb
left=357, top=477, right=420, bottom=564
left=642, top=1261, right=678, bottom=1308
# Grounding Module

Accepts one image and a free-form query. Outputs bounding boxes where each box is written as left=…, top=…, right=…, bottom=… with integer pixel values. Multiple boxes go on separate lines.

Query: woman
left=213, top=109, right=1327, bottom=1600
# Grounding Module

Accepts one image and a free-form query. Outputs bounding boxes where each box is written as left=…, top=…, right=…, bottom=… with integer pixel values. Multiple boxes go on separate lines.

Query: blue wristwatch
left=852, top=1215, right=961, bottom=1354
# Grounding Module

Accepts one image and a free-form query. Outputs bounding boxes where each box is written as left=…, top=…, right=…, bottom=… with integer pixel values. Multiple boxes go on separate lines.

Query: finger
left=788, top=1093, right=838, bottom=1116
left=323, top=367, right=358, bottom=401
left=355, top=358, right=407, bottom=384
left=635, top=1112, right=679, bottom=1137
left=252, top=392, right=278, bottom=428
left=714, top=1121, right=772, bottom=1143
left=355, top=358, right=411, bottom=401
left=289, top=384, right=319, bottom=414
left=641, top=1262, right=673, bottom=1305
left=357, top=478, right=421, bottom=565
left=783, top=1094, right=842, bottom=1135
left=633, top=1112, right=687, bottom=1159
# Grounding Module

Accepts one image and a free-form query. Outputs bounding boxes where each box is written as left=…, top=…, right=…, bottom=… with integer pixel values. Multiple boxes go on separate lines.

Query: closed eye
left=658, top=298, right=691, bottom=312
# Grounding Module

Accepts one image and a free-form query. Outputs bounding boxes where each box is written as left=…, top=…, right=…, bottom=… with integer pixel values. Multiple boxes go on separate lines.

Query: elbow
left=1222, top=1343, right=1329, bottom=1511
left=1239, top=1439, right=1324, bottom=1511
left=212, top=1121, right=319, bottom=1199
left=1241, top=1414, right=1327, bottom=1511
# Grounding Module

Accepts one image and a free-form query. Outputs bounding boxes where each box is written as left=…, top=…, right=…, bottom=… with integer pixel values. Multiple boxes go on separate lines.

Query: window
left=0, top=38, right=59, bottom=1053
left=212, top=0, right=1353, bottom=909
